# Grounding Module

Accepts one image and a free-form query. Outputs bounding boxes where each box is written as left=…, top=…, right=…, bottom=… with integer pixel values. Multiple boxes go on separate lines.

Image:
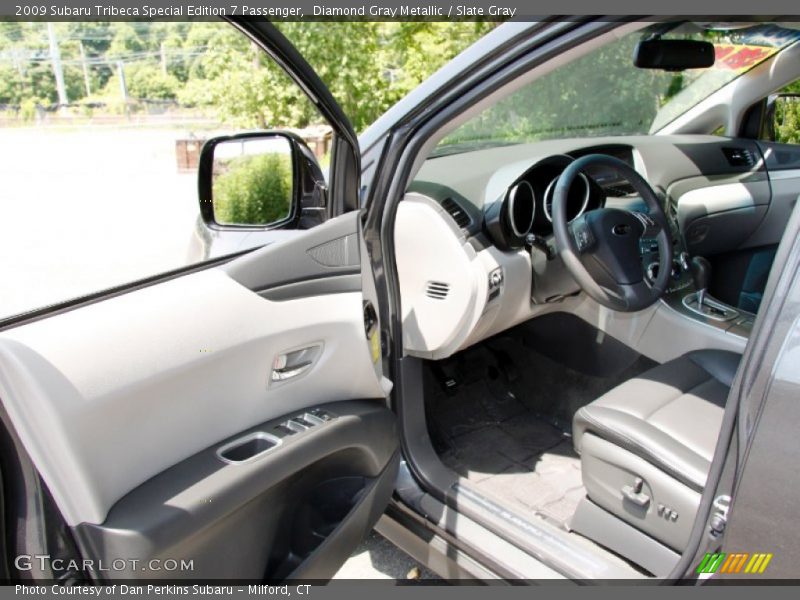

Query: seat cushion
left=573, top=349, right=741, bottom=491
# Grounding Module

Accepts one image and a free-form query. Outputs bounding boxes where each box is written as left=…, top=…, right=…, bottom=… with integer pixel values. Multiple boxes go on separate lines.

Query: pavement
left=0, top=127, right=200, bottom=319
left=333, top=531, right=440, bottom=581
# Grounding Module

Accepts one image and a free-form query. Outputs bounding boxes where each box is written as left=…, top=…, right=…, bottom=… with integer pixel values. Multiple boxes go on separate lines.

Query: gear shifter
left=683, top=255, right=738, bottom=322
left=690, top=256, right=711, bottom=310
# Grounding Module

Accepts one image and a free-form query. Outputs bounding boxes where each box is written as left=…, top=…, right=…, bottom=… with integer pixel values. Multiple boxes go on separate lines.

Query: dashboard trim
left=543, top=171, right=591, bottom=223
left=508, top=180, right=536, bottom=238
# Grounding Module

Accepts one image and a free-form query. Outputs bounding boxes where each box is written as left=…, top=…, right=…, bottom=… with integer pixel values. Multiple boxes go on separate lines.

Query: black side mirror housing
left=198, top=131, right=328, bottom=230
left=633, top=39, right=716, bottom=71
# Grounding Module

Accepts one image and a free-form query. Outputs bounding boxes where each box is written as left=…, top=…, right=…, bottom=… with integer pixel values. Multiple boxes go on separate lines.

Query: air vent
left=425, top=281, right=450, bottom=300
left=441, top=197, right=471, bottom=228
left=722, top=147, right=757, bottom=168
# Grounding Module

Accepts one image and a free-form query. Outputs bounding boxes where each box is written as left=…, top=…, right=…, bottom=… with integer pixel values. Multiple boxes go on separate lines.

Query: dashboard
left=395, top=135, right=773, bottom=360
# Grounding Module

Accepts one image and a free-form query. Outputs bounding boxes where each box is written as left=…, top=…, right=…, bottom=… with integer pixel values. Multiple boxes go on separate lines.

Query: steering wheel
left=552, top=154, right=672, bottom=312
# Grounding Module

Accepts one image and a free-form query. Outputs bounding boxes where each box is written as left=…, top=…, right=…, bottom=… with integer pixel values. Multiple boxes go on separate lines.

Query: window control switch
left=283, top=419, right=308, bottom=433
left=274, top=424, right=297, bottom=437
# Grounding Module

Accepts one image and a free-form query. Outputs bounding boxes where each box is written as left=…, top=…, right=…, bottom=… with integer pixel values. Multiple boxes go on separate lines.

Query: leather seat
left=572, top=349, right=741, bottom=552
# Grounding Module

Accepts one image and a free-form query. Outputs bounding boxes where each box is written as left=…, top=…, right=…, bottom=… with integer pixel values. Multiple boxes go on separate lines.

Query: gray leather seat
left=572, top=349, right=741, bottom=552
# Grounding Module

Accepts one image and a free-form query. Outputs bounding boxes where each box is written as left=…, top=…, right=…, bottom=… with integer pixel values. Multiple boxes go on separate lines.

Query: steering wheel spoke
left=631, top=211, right=664, bottom=238
left=568, top=215, right=596, bottom=255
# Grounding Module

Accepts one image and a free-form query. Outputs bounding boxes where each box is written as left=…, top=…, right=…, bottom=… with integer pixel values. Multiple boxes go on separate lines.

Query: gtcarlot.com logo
left=15, top=555, right=194, bottom=573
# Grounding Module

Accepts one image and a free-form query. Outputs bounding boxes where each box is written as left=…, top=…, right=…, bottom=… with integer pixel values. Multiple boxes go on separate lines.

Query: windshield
left=434, top=23, right=800, bottom=157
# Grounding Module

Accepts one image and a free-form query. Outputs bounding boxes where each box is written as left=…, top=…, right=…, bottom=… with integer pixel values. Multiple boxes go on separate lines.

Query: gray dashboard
left=396, top=134, right=787, bottom=359
left=411, top=134, right=774, bottom=256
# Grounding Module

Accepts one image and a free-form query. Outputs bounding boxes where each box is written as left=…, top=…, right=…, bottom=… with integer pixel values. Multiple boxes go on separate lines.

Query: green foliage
left=213, top=153, right=293, bottom=225
left=19, top=98, right=38, bottom=121
left=0, top=21, right=497, bottom=131
left=125, top=64, right=180, bottom=100
left=0, top=64, right=25, bottom=104
left=774, top=98, right=800, bottom=145
left=443, top=35, right=678, bottom=147
left=107, top=23, right=146, bottom=58
left=4, top=20, right=800, bottom=152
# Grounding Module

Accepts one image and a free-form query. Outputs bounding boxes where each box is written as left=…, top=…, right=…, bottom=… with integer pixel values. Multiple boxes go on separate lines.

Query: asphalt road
left=0, top=125, right=437, bottom=581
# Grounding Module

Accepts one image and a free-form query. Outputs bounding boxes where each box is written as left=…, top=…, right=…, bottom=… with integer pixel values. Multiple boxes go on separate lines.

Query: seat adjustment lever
left=622, top=477, right=651, bottom=508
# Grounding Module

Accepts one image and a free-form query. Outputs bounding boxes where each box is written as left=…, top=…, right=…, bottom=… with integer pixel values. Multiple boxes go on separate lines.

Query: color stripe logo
left=696, top=552, right=773, bottom=575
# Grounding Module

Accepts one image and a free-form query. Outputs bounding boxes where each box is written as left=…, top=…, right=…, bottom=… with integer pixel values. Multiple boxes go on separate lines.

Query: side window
left=0, top=21, right=325, bottom=321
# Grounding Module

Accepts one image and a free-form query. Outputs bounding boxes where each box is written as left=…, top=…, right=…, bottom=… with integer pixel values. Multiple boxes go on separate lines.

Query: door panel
left=0, top=212, right=396, bottom=580
left=74, top=400, right=398, bottom=581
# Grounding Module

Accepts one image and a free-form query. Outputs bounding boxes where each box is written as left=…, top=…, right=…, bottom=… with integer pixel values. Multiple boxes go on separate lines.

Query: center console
left=640, top=235, right=755, bottom=340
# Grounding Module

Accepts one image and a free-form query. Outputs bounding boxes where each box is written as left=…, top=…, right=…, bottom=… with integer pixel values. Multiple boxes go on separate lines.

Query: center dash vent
left=441, top=197, right=471, bottom=228
left=722, top=147, right=757, bottom=168
left=425, top=281, right=450, bottom=300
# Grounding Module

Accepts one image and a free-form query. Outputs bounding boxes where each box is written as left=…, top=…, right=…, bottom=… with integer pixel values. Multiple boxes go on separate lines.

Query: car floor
left=425, top=312, right=657, bottom=530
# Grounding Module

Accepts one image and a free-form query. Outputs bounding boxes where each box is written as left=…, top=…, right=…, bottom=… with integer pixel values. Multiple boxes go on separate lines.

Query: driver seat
left=570, top=349, right=741, bottom=564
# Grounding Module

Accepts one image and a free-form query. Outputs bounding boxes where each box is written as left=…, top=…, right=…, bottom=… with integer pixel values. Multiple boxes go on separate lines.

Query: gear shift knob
left=690, top=256, right=711, bottom=291
left=690, top=256, right=711, bottom=308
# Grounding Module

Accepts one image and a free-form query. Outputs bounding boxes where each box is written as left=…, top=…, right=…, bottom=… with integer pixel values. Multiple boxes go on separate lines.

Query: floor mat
left=426, top=314, right=658, bottom=528
left=426, top=365, right=584, bottom=527
left=437, top=410, right=584, bottom=527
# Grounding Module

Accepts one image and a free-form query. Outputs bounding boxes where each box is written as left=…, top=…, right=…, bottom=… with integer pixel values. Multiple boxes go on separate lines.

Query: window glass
left=0, top=21, right=320, bottom=320
left=435, top=23, right=800, bottom=157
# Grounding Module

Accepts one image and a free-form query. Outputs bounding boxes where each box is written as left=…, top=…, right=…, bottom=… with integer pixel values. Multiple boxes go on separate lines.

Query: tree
left=125, top=63, right=180, bottom=100
left=0, top=65, right=25, bottom=104
left=0, top=21, right=498, bottom=128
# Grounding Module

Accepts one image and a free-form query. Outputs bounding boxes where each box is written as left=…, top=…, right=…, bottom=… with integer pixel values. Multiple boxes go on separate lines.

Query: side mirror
left=763, top=93, right=800, bottom=144
left=198, top=131, right=328, bottom=229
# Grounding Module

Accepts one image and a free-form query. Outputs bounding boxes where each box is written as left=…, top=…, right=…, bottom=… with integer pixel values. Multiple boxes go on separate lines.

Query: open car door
left=0, top=19, right=397, bottom=583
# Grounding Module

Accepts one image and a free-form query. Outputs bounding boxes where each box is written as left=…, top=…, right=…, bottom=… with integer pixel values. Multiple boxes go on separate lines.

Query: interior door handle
left=271, top=345, right=321, bottom=382
left=272, top=361, right=313, bottom=381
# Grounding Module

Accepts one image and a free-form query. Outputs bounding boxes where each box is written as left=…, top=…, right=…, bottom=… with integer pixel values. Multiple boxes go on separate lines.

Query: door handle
left=271, top=345, right=321, bottom=382
left=272, top=361, right=313, bottom=381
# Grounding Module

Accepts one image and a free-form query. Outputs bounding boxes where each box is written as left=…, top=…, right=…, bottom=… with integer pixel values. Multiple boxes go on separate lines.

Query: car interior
left=1, top=18, right=799, bottom=584
left=391, top=21, right=800, bottom=578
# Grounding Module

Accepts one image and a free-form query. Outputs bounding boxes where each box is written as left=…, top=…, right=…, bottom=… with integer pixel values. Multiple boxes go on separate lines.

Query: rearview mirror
left=198, top=131, right=328, bottom=229
left=633, top=39, right=716, bottom=71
